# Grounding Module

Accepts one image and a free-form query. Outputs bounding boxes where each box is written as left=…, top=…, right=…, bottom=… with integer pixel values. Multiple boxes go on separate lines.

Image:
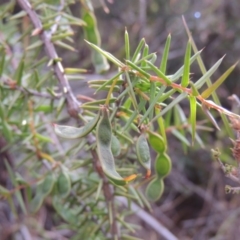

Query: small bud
left=31, top=28, right=43, bottom=36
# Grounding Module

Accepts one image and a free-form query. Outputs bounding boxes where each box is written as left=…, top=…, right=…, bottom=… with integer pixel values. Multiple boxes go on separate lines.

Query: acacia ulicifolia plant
left=54, top=27, right=239, bottom=202
left=1, top=0, right=239, bottom=239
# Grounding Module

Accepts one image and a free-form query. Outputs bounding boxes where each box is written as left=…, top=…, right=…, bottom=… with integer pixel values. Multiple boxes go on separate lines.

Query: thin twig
left=17, top=0, right=81, bottom=118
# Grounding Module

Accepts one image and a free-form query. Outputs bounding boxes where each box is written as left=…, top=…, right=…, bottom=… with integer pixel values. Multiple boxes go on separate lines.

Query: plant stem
left=17, top=0, right=81, bottom=118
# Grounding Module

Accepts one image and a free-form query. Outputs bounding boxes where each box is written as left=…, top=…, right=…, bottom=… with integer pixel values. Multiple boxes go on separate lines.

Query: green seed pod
left=57, top=171, right=71, bottom=198
left=146, top=177, right=164, bottom=201
left=30, top=193, right=44, bottom=213
left=136, top=133, right=151, bottom=171
left=155, top=153, right=172, bottom=179
left=96, top=106, right=133, bottom=185
left=38, top=173, right=55, bottom=197
left=111, top=134, right=121, bottom=157
left=53, top=112, right=100, bottom=139
left=148, top=131, right=166, bottom=154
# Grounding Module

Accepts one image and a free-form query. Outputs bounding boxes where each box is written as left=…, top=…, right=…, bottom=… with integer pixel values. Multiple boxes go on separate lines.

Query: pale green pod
left=96, top=106, right=134, bottom=186
left=53, top=112, right=99, bottom=139
left=146, top=177, right=164, bottom=201
left=155, top=153, right=172, bottom=179
left=136, top=133, right=151, bottom=171
left=38, top=173, right=55, bottom=197
left=57, top=171, right=71, bottom=198
left=148, top=131, right=166, bottom=154
left=111, top=134, right=121, bottom=157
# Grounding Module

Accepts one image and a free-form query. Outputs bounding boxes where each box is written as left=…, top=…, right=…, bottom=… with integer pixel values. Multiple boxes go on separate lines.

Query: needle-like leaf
left=189, top=96, right=197, bottom=145
left=181, top=40, right=191, bottom=87
left=160, top=34, right=171, bottom=74
left=201, top=62, right=238, bottom=99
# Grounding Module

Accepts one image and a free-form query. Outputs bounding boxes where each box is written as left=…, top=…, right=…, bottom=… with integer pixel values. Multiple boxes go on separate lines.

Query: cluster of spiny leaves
left=81, top=28, right=238, bottom=197
left=0, top=0, right=238, bottom=239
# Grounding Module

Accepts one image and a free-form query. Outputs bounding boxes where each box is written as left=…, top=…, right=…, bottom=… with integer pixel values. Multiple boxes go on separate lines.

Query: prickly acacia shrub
left=0, top=0, right=238, bottom=238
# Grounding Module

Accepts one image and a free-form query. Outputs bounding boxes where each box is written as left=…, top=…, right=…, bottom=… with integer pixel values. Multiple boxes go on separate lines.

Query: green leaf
left=182, top=16, right=233, bottom=137
left=126, top=60, right=150, bottom=79
left=81, top=98, right=117, bottom=107
left=146, top=60, right=171, bottom=85
left=26, top=40, right=43, bottom=50
left=0, top=185, right=10, bottom=197
left=146, top=177, right=164, bottom=201
left=64, top=68, right=87, bottom=74
left=149, top=53, right=157, bottom=64
left=13, top=58, right=24, bottom=85
left=0, top=50, right=5, bottom=77
left=95, top=179, right=103, bottom=200
left=139, top=85, right=165, bottom=125
left=132, top=38, right=145, bottom=63
left=128, top=186, right=144, bottom=208
left=201, top=62, right=238, bottom=99
left=189, top=81, right=200, bottom=96
left=35, top=133, right=53, bottom=143
left=171, top=129, right=191, bottom=146
left=171, top=49, right=202, bottom=82
left=160, top=34, right=171, bottom=74
left=2, top=121, right=12, bottom=142
left=125, top=72, right=138, bottom=110
left=195, top=56, right=224, bottom=89
left=135, top=188, right=152, bottom=212
left=9, top=10, right=27, bottom=20
left=125, top=28, right=130, bottom=60
left=93, top=72, right=122, bottom=94
left=35, top=105, right=52, bottom=113
left=189, top=96, right=197, bottom=144
left=141, top=44, right=149, bottom=67
left=151, top=92, right=188, bottom=123
left=88, top=84, right=120, bottom=92
left=54, top=41, right=77, bottom=52
left=201, top=104, right=220, bottom=130
left=181, top=40, right=191, bottom=87
left=135, top=52, right=156, bottom=65
left=51, top=32, right=74, bottom=41
left=62, top=12, right=86, bottom=26
left=121, top=109, right=138, bottom=132
left=85, top=40, right=124, bottom=67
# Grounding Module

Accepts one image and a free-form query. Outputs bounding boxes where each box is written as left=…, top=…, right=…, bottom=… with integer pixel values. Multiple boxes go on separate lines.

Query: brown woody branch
left=17, top=1, right=119, bottom=238
left=17, top=0, right=81, bottom=118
